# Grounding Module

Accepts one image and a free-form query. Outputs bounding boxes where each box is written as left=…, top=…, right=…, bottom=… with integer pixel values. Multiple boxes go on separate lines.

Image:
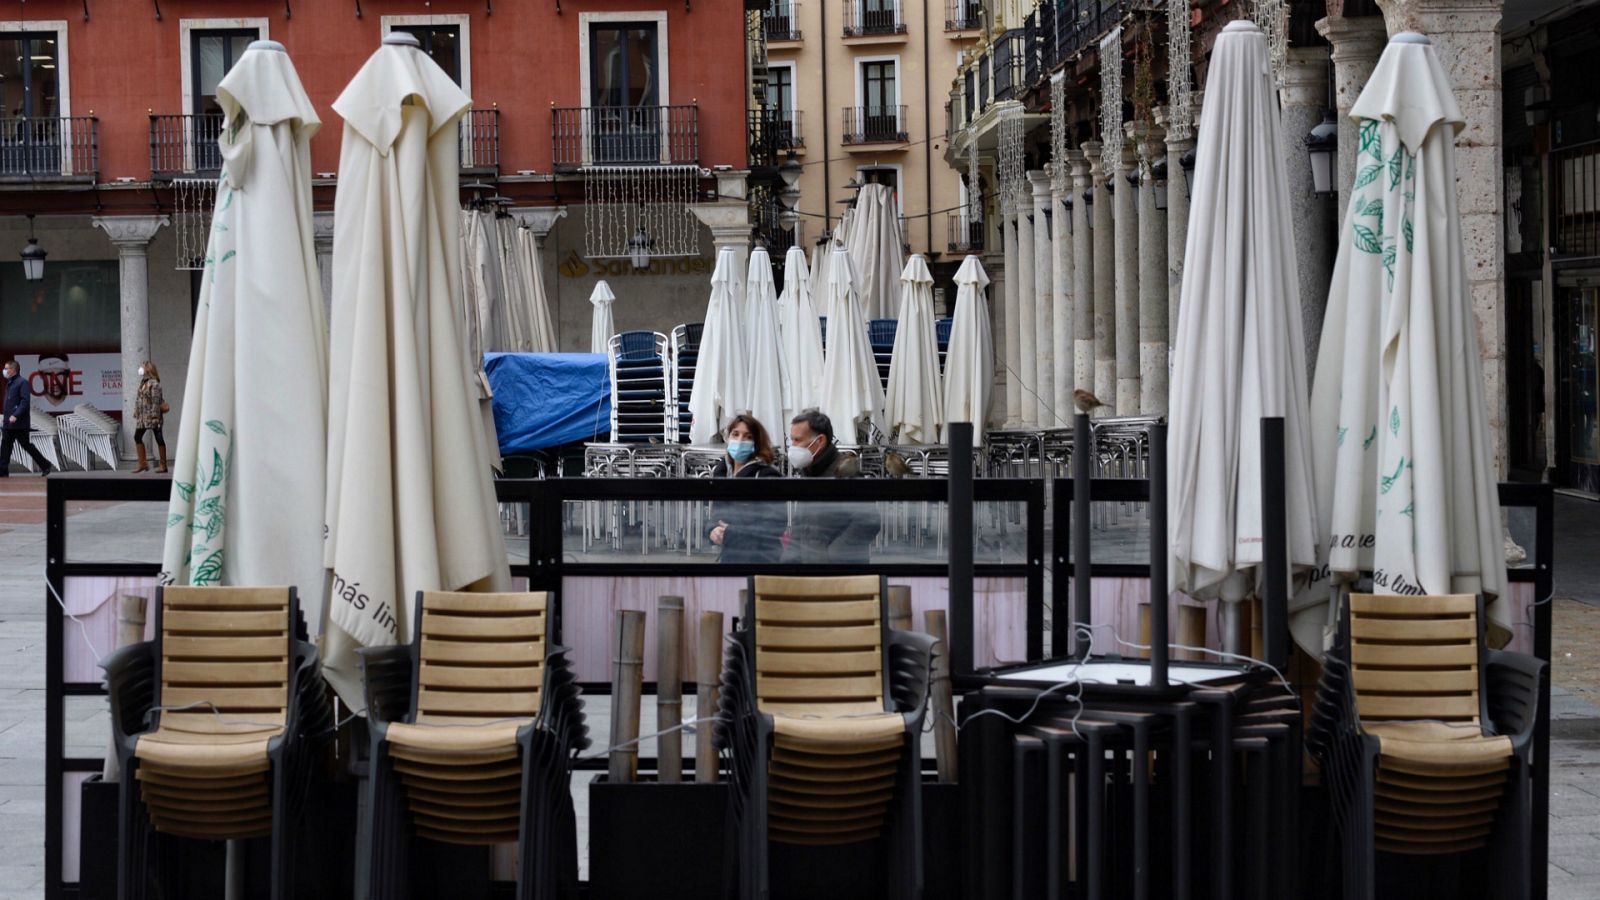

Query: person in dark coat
left=782, top=409, right=879, bottom=563
left=707, top=413, right=785, bottom=563
left=1, top=359, right=54, bottom=476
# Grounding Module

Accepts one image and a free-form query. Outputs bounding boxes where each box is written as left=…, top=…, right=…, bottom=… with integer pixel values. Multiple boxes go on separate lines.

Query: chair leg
left=117, top=763, right=144, bottom=900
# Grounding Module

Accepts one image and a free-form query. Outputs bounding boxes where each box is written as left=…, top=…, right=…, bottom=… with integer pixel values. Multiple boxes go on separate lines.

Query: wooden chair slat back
left=1348, top=593, right=1481, bottom=726
left=158, top=587, right=291, bottom=716
left=753, top=576, right=885, bottom=718
left=415, top=591, right=547, bottom=724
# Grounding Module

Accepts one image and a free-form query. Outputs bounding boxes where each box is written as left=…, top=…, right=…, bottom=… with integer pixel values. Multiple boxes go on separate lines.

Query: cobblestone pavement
left=1, top=477, right=1596, bottom=898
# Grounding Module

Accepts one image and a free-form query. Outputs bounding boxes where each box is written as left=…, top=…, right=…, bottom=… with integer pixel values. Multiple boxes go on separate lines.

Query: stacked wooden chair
left=716, top=575, right=936, bottom=900
left=102, top=586, right=330, bottom=900
left=1310, top=593, right=1544, bottom=899
left=357, top=590, right=588, bottom=900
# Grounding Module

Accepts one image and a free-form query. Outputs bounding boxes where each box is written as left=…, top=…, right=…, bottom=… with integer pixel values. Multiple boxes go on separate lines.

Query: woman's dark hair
left=726, top=412, right=777, bottom=464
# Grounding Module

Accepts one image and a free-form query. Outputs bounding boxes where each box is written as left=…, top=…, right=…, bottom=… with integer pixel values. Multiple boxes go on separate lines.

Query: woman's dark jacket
left=707, top=457, right=785, bottom=563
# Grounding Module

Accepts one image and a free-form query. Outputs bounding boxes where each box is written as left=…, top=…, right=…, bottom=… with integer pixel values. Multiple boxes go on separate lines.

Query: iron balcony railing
left=1553, top=139, right=1600, bottom=263
left=765, top=0, right=803, bottom=41
left=946, top=0, right=983, bottom=30
left=152, top=111, right=498, bottom=178
left=748, top=110, right=803, bottom=166
left=551, top=105, right=699, bottom=171
left=964, top=69, right=978, bottom=124
left=0, top=116, right=98, bottom=180
left=947, top=212, right=984, bottom=253
left=978, top=52, right=991, bottom=110
left=1037, top=1, right=1058, bottom=75
left=843, top=105, right=908, bottom=144
left=993, top=30, right=1027, bottom=101
left=843, top=0, right=906, bottom=36
left=1024, top=11, right=1041, bottom=88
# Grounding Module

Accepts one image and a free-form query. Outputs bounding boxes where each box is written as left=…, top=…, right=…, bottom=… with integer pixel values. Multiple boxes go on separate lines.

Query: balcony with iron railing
left=947, top=212, right=984, bottom=253
left=1553, top=139, right=1600, bottom=263
left=551, top=105, right=699, bottom=171
left=842, top=105, right=909, bottom=146
left=946, top=0, right=983, bottom=30
left=765, top=1, right=803, bottom=42
left=993, top=30, right=1027, bottom=102
left=151, top=110, right=497, bottom=178
left=0, top=116, right=99, bottom=182
left=843, top=0, right=907, bottom=38
left=748, top=109, right=804, bottom=167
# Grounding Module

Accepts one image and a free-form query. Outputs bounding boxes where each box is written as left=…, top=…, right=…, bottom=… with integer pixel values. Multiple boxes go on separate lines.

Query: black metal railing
left=843, top=105, right=908, bottom=144
left=946, top=0, right=983, bottom=30
left=947, top=212, right=984, bottom=253
left=460, top=108, right=500, bottom=173
left=978, top=53, right=991, bottom=111
left=964, top=69, right=978, bottom=123
left=1553, top=140, right=1600, bottom=262
left=765, top=0, right=803, bottom=41
left=1024, top=11, right=1041, bottom=88
left=843, top=0, right=906, bottom=36
left=551, top=105, right=699, bottom=171
left=150, top=113, right=224, bottom=177
left=994, top=30, right=1027, bottom=101
left=753, top=189, right=803, bottom=256
left=1038, top=1, right=1058, bottom=75
left=748, top=110, right=803, bottom=166
left=0, top=116, right=98, bottom=180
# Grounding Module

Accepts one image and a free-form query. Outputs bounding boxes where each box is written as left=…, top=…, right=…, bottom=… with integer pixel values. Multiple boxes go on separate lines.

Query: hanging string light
left=1166, top=0, right=1193, bottom=143
left=1099, top=26, right=1124, bottom=181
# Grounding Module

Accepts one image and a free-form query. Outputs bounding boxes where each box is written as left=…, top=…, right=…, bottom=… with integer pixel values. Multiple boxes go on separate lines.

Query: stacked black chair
left=869, top=318, right=898, bottom=391
left=670, top=323, right=703, bottom=444
left=609, top=330, right=671, bottom=443
left=103, top=586, right=330, bottom=900
left=1309, top=593, right=1544, bottom=900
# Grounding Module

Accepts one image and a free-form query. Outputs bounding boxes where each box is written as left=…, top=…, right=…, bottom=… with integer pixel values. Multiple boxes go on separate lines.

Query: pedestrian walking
left=783, top=409, right=880, bottom=563
left=707, top=413, right=785, bottom=563
left=0, top=358, right=54, bottom=476
left=133, top=360, right=170, bottom=473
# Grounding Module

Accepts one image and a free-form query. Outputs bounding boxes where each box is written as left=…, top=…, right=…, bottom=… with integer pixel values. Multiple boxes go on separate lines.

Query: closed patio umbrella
left=819, top=245, right=885, bottom=444
left=321, top=33, right=510, bottom=704
left=744, top=246, right=788, bottom=437
left=778, top=244, right=825, bottom=425
left=589, top=280, right=616, bottom=355
left=845, top=183, right=905, bottom=320
left=1166, top=20, right=1319, bottom=650
left=885, top=254, right=944, bottom=444
left=807, top=235, right=832, bottom=312
left=1296, top=32, right=1508, bottom=654
left=943, top=255, right=993, bottom=445
left=688, top=246, right=749, bottom=444
left=510, top=220, right=558, bottom=352
left=161, top=41, right=328, bottom=609
left=461, top=208, right=506, bottom=354
left=493, top=215, right=530, bottom=351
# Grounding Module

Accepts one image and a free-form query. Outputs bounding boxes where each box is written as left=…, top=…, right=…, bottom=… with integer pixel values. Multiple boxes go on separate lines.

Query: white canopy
left=744, top=247, right=789, bottom=438
left=588, top=280, right=616, bottom=355
left=1297, top=32, right=1509, bottom=653
left=844, top=183, right=905, bottom=320
left=1167, top=20, right=1320, bottom=608
left=160, top=41, right=328, bottom=614
left=688, top=246, right=750, bottom=444
left=322, top=36, right=511, bottom=704
left=778, top=244, right=825, bottom=425
left=943, top=255, right=994, bottom=446
left=885, top=254, right=945, bottom=444
left=819, top=246, right=885, bottom=443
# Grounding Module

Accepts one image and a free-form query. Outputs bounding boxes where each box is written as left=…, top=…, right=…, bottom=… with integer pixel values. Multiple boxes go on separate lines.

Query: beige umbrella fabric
left=161, top=41, right=328, bottom=609
left=322, top=34, right=511, bottom=704
left=778, top=245, right=825, bottom=425
left=884, top=254, right=945, bottom=444
left=942, top=255, right=993, bottom=446
left=844, top=184, right=905, bottom=320
left=819, top=245, right=886, bottom=443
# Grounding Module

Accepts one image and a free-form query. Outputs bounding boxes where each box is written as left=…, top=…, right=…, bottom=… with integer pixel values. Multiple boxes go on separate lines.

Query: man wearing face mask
left=1, top=359, right=54, bottom=476
left=783, top=409, right=879, bottom=563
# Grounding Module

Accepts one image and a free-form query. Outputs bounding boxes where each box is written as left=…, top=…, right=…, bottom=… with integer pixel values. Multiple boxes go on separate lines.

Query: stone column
left=1135, top=124, right=1168, bottom=416
left=1001, top=199, right=1022, bottom=426
left=1084, top=141, right=1116, bottom=414
left=1315, top=15, right=1388, bottom=211
left=1280, top=47, right=1338, bottom=377
left=1157, top=108, right=1194, bottom=383
left=1050, top=164, right=1074, bottom=427
left=1377, top=0, right=1508, bottom=472
left=1114, top=133, right=1140, bottom=417
left=94, top=215, right=169, bottom=458
left=1068, top=149, right=1094, bottom=396
left=1029, top=169, right=1056, bottom=426
left=312, top=212, right=335, bottom=326
left=689, top=176, right=753, bottom=284
left=1015, top=186, right=1038, bottom=426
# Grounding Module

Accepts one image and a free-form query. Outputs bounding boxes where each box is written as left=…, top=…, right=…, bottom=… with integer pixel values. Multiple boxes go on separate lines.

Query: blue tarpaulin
left=484, top=352, right=611, bottom=453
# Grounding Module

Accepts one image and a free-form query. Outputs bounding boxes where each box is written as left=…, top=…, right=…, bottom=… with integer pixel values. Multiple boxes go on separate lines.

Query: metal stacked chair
left=10, top=410, right=61, bottom=472
left=358, top=591, right=588, bottom=900
left=935, top=317, right=952, bottom=375
left=1310, top=593, right=1544, bottom=900
left=868, top=318, right=897, bottom=392
left=102, top=586, right=330, bottom=900
left=73, top=403, right=123, bottom=468
left=717, top=575, right=935, bottom=900
left=609, top=331, right=672, bottom=443
left=670, top=323, right=703, bottom=444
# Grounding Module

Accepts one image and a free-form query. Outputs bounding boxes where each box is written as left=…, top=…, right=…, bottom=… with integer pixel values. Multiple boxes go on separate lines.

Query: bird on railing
left=1073, top=389, right=1107, bottom=415
left=884, top=450, right=912, bottom=478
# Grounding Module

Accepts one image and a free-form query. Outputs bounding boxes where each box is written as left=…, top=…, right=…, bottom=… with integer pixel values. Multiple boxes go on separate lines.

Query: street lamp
left=1305, top=111, right=1339, bottom=198
left=21, top=215, right=46, bottom=282
left=1151, top=159, right=1169, bottom=211
left=1180, top=148, right=1196, bottom=199
left=628, top=223, right=654, bottom=270
left=779, top=154, right=803, bottom=190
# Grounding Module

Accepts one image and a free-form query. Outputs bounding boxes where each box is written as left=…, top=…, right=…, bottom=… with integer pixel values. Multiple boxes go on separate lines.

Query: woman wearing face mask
left=706, top=413, right=784, bottom=563
left=133, top=360, right=170, bottom=473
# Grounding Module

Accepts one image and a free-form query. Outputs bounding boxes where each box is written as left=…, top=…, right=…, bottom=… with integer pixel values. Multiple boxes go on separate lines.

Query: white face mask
left=137, top=367, right=146, bottom=378
left=786, top=434, right=821, bottom=471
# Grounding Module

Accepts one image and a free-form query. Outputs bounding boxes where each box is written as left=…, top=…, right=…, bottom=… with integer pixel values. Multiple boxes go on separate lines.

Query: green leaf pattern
left=1380, top=456, right=1406, bottom=495
left=166, top=420, right=234, bottom=587
left=1362, top=427, right=1377, bottom=450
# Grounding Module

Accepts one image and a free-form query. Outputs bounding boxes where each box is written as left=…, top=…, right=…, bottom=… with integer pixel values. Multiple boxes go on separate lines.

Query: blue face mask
left=727, top=440, right=756, bottom=463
